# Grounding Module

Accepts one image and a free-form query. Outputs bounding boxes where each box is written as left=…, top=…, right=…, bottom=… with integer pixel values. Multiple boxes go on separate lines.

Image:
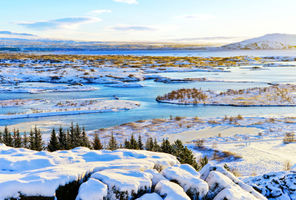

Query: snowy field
left=92, top=116, right=296, bottom=177
left=0, top=98, right=140, bottom=119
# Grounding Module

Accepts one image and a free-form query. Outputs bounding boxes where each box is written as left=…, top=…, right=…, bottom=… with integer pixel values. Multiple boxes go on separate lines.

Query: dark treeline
left=0, top=123, right=208, bottom=170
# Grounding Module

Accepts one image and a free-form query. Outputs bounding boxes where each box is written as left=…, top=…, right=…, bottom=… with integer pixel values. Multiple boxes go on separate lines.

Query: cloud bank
left=18, top=17, right=101, bottom=30
left=0, top=31, right=36, bottom=37
left=110, top=25, right=156, bottom=31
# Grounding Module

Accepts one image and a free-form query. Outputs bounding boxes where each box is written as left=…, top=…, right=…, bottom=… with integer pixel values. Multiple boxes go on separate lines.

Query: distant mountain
left=222, top=33, right=296, bottom=50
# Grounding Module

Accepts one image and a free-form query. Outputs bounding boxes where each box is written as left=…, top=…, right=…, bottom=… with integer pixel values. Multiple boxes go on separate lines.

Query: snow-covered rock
left=0, top=145, right=179, bottom=200
left=91, top=169, right=152, bottom=199
left=145, top=169, right=167, bottom=187
left=136, top=193, right=163, bottom=200
left=223, top=33, right=296, bottom=50
left=75, top=178, right=108, bottom=200
left=155, top=180, right=191, bottom=200
left=162, top=164, right=208, bottom=199
left=244, top=171, right=296, bottom=200
left=200, top=164, right=267, bottom=200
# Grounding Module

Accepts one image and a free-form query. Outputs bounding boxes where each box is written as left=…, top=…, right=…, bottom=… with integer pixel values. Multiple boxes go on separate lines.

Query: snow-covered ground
left=92, top=116, right=296, bottom=177
left=0, top=144, right=266, bottom=200
left=0, top=82, right=97, bottom=94
left=0, top=98, right=140, bottom=119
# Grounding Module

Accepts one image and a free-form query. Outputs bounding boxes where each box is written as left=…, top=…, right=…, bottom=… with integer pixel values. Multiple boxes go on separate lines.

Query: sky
left=1, top=0, right=296, bottom=42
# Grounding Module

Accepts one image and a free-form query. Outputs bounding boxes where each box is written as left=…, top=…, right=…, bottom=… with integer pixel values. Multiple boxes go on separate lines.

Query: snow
left=91, top=169, right=152, bottom=199
left=157, top=84, right=296, bottom=106
left=0, top=83, right=97, bottom=94
left=244, top=171, right=296, bottom=200
left=200, top=164, right=267, bottom=200
left=0, top=143, right=279, bottom=199
left=154, top=180, right=191, bottom=200
left=136, top=193, right=163, bottom=200
left=0, top=99, right=140, bottom=120
left=162, top=164, right=208, bottom=199
left=223, top=33, right=296, bottom=50
left=75, top=178, right=108, bottom=200
left=0, top=145, right=179, bottom=200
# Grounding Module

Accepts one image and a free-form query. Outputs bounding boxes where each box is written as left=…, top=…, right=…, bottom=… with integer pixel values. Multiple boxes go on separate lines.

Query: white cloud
left=18, top=17, right=101, bottom=30
left=109, top=24, right=156, bottom=31
left=177, top=14, right=215, bottom=21
left=113, top=0, right=138, bottom=4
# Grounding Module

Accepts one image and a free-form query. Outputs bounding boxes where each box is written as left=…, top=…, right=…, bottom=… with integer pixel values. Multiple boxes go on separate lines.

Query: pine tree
left=13, top=129, right=22, bottom=148
left=58, top=126, right=66, bottom=150
left=108, top=133, right=117, bottom=150
left=23, top=132, right=28, bottom=148
left=124, top=139, right=130, bottom=149
left=34, top=126, right=43, bottom=151
left=153, top=138, right=160, bottom=152
left=73, top=123, right=81, bottom=147
left=93, top=133, right=103, bottom=150
left=138, top=135, right=143, bottom=150
left=81, top=127, right=90, bottom=148
left=66, top=130, right=71, bottom=150
left=69, top=123, right=75, bottom=148
left=0, top=131, right=2, bottom=143
left=145, top=137, right=154, bottom=151
left=3, top=126, right=12, bottom=146
left=0, top=131, right=2, bottom=144
left=29, top=129, right=35, bottom=150
left=161, top=139, right=173, bottom=154
left=129, top=134, right=138, bottom=149
left=47, top=129, right=59, bottom=152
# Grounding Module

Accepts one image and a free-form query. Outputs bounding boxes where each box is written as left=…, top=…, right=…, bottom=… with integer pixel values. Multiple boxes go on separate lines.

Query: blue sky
left=1, top=0, right=296, bottom=42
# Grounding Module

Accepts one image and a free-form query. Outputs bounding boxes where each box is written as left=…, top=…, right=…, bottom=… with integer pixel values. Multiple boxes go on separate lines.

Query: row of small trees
left=0, top=123, right=207, bottom=170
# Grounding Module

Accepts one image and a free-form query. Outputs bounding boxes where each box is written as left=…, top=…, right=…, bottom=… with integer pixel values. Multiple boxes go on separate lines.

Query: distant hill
left=0, top=38, right=208, bottom=51
left=222, top=33, right=296, bottom=50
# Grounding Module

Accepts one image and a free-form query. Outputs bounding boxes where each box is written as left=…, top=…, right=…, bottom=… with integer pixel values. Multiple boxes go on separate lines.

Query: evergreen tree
left=145, top=137, right=154, bottom=151
left=93, top=133, right=103, bottom=150
left=58, top=126, right=66, bottom=150
left=69, top=123, right=75, bottom=148
left=3, top=126, right=12, bottom=146
left=47, top=129, right=59, bottom=152
left=138, top=135, right=143, bottom=150
left=13, top=129, right=22, bottom=148
left=124, top=139, right=130, bottom=149
left=81, top=127, right=90, bottom=147
left=0, top=131, right=2, bottom=143
left=108, top=133, right=117, bottom=150
left=153, top=138, right=160, bottom=152
left=34, top=126, right=43, bottom=151
left=161, top=139, right=173, bottom=154
left=22, top=132, right=28, bottom=148
left=65, top=130, right=71, bottom=150
left=72, top=123, right=81, bottom=147
left=29, top=129, right=35, bottom=150
left=129, top=134, right=138, bottom=149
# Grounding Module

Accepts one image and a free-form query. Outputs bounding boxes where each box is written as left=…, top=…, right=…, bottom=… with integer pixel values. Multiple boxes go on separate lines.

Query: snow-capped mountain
left=222, top=33, right=296, bottom=50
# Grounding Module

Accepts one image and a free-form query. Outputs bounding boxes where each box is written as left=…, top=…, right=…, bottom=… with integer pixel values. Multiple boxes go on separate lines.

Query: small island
left=156, top=84, right=296, bottom=106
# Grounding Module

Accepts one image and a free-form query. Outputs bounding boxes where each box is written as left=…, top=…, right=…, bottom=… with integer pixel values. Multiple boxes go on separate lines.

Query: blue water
left=2, top=49, right=296, bottom=131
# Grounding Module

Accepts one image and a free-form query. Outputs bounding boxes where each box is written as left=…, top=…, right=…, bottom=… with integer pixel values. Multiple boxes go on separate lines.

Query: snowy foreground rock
left=244, top=171, right=296, bottom=200
left=0, top=144, right=267, bottom=200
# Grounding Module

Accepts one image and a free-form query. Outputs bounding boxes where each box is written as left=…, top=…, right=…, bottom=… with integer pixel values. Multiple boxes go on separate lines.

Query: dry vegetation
left=0, top=53, right=259, bottom=69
